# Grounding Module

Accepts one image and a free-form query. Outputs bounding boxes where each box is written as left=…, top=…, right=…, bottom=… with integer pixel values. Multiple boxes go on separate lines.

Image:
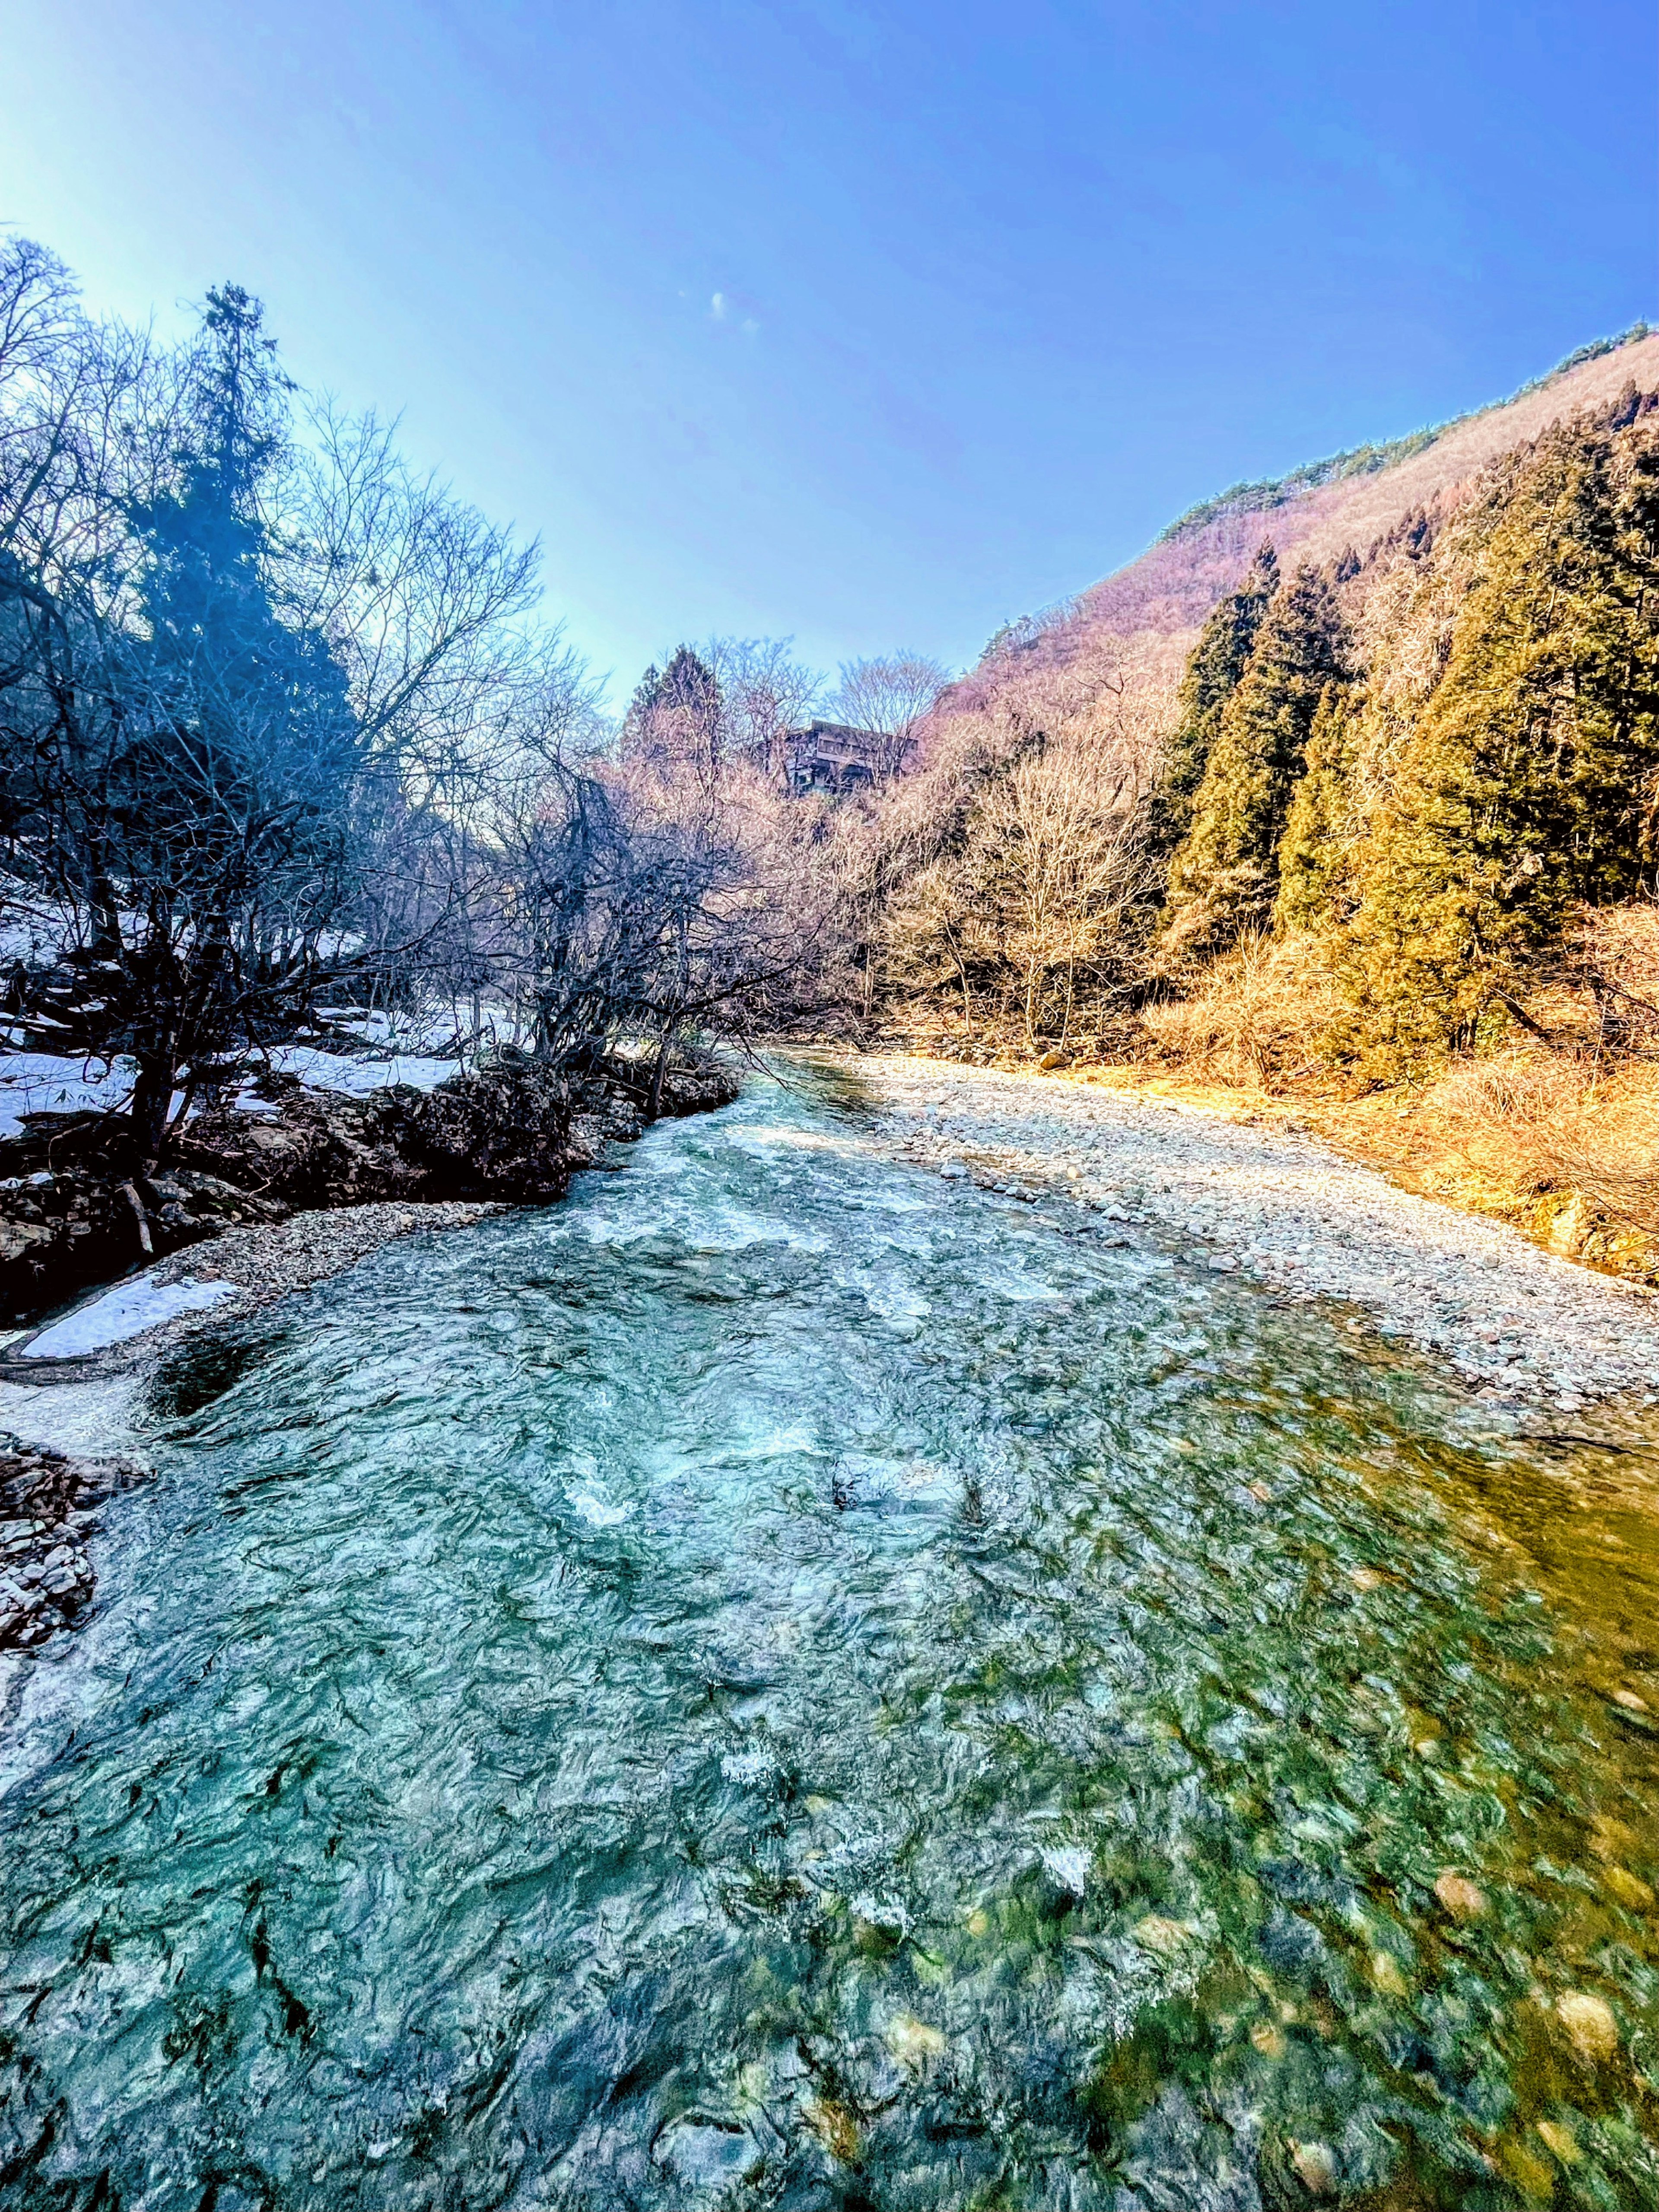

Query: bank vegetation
left=860, top=380, right=1659, bottom=1278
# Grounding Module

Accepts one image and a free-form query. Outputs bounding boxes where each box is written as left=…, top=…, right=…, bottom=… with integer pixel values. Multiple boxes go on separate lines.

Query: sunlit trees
left=1271, top=682, right=1360, bottom=935
left=1338, top=413, right=1659, bottom=1058
left=1145, top=542, right=1278, bottom=859
left=0, top=249, right=543, bottom=1157
left=873, top=685, right=1156, bottom=1048
left=830, top=652, right=949, bottom=779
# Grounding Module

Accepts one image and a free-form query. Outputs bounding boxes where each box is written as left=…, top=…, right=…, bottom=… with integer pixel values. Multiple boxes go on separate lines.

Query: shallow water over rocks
left=3, top=1065, right=1659, bottom=2209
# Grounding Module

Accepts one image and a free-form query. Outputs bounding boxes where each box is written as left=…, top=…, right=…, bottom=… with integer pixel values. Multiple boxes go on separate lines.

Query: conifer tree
left=1161, top=562, right=1351, bottom=958
left=1273, top=683, right=1359, bottom=933
left=621, top=645, right=723, bottom=772
left=1146, top=543, right=1278, bottom=857
left=1340, top=416, right=1659, bottom=1058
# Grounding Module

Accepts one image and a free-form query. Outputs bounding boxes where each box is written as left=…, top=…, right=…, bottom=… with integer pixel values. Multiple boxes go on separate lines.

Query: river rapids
left=3, top=1065, right=1659, bottom=2209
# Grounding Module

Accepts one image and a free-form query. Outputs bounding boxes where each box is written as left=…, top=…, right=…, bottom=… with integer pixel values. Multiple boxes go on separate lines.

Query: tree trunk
left=128, top=1054, right=175, bottom=1168
left=645, top=1024, right=678, bottom=1123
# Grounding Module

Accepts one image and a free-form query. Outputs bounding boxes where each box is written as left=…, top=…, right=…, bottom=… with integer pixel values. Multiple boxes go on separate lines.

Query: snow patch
left=0, top=1054, right=134, bottom=1138
left=22, top=1274, right=236, bottom=1360
left=261, top=1045, right=456, bottom=1097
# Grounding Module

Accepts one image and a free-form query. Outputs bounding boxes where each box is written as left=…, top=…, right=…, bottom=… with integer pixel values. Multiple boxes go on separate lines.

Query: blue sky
left=2, top=1, right=1653, bottom=702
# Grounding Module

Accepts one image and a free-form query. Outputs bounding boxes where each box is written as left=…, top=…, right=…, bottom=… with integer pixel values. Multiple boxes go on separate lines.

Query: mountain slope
left=944, top=327, right=1659, bottom=751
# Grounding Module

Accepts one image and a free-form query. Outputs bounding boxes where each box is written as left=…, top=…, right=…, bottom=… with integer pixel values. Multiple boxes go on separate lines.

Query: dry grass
left=1424, top=1052, right=1659, bottom=1233
left=1138, top=935, right=1345, bottom=1088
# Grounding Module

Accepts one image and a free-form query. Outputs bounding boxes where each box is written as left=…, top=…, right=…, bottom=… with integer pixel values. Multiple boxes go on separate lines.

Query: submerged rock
left=1556, top=1990, right=1620, bottom=2063
left=1433, top=1871, right=1489, bottom=1920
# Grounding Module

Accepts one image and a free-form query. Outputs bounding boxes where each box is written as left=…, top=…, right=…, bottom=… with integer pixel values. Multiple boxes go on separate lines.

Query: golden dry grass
left=1137, top=934, right=1345, bottom=1088
left=1424, top=1053, right=1659, bottom=1234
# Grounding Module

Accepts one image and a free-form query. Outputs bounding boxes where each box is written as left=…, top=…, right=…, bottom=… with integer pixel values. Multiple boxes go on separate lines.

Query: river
left=2, top=1064, right=1658, bottom=2208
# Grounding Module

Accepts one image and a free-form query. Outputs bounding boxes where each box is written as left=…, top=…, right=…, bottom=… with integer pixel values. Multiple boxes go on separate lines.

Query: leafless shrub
left=1138, top=934, right=1343, bottom=1087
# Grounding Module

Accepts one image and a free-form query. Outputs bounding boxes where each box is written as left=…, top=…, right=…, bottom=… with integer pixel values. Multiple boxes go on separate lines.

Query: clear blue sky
left=2, top=1, right=1653, bottom=702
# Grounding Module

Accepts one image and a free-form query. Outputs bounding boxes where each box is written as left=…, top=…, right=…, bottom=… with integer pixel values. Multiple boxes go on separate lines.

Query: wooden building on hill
left=772, top=720, right=915, bottom=795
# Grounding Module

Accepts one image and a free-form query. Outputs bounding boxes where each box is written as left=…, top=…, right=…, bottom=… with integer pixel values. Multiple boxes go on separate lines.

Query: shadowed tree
left=1146, top=542, right=1278, bottom=861
left=621, top=645, right=723, bottom=778
left=0, top=257, right=541, bottom=1159
left=1161, top=561, right=1351, bottom=962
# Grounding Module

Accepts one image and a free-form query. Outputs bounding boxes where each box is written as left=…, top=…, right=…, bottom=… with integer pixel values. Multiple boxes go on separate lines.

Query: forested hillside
left=943, top=324, right=1659, bottom=753
left=867, top=330, right=1659, bottom=1274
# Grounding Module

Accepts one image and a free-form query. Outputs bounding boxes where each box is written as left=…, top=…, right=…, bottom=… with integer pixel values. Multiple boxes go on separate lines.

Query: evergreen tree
left=98, top=286, right=362, bottom=1150
left=1340, top=417, right=1659, bottom=1059
left=623, top=662, right=662, bottom=738
left=1146, top=543, right=1278, bottom=858
left=622, top=645, right=723, bottom=771
left=1161, top=562, right=1351, bottom=959
left=1273, top=683, right=1359, bottom=934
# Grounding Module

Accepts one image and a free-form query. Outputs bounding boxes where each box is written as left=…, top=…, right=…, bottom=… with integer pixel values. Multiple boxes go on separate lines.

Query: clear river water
left=3, top=1065, right=1659, bottom=2210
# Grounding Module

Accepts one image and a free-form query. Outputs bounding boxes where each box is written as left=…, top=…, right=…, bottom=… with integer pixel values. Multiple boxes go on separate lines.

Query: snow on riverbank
left=20, top=1275, right=235, bottom=1360
left=861, top=1056, right=1659, bottom=1411
left=259, top=1044, right=457, bottom=1097
left=0, top=1042, right=458, bottom=1137
left=0, top=1200, right=501, bottom=1462
left=0, top=1054, right=138, bottom=1137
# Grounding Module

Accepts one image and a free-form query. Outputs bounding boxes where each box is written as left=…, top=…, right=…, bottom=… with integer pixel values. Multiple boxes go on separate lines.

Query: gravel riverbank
left=858, top=1055, right=1659, bottom=1412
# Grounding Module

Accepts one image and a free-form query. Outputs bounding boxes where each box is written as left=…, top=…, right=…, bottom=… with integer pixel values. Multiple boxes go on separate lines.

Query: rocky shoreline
left=0, top=1437, right=148, bottom=1652
left=859, top=1054, right=1659, bottom=1413
left=0, top=1049, right=736, bottom=1328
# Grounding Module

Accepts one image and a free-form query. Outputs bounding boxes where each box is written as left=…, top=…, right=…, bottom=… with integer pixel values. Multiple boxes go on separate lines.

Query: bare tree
left=481, top=728, right=837, bottom=1111
left=829, top=652, right=950, bottom=779
left=970, top=746, right=1155, bottom=1047
left=869, top=693, right=1160, bottom=1049
left=0, top=257, right=546, bottom=1159
left=704, top=636, right=823, bottom=773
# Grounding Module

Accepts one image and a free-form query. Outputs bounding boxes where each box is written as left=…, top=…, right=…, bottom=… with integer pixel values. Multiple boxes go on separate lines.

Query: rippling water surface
left=5, top=1065, right=1659, bottom=2209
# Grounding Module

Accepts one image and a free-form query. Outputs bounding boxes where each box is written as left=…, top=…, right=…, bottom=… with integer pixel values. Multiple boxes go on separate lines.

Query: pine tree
left=1273, top=683, right=1360, bottom=934
left=1146, top=543, right=1278, bottom=858
left=621, top=645, right=723, bottom=771
left=1161, top=562, right=1351, bottom=959
left=1340, top=416, right=1659, bottom=1059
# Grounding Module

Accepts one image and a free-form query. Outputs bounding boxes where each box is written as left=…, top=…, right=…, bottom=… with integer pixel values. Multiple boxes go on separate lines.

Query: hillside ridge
left=1154, top=321, right=1653, bottom=549
left=954, top=323, right=1659, bottom=734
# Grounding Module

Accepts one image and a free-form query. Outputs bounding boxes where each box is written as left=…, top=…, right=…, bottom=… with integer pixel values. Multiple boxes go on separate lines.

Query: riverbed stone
left=1433, top=1872, right=1489, bottom=1920
left=1556, top=1990, right=1619, bottom=2063
left=1290, top=2140, right=1338, bottom=2195
left=859, top=1056, right=1659, bottom=1411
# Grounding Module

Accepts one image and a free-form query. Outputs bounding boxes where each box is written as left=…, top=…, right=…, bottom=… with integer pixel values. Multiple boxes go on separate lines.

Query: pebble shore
left=149, top=1199, right=502, bottom=1314
left=860, top=1055, right=1659, bottom=1412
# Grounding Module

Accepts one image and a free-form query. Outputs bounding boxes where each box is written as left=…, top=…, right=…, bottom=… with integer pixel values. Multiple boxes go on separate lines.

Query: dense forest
left=863, top=371, right=1659, bottom=1260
